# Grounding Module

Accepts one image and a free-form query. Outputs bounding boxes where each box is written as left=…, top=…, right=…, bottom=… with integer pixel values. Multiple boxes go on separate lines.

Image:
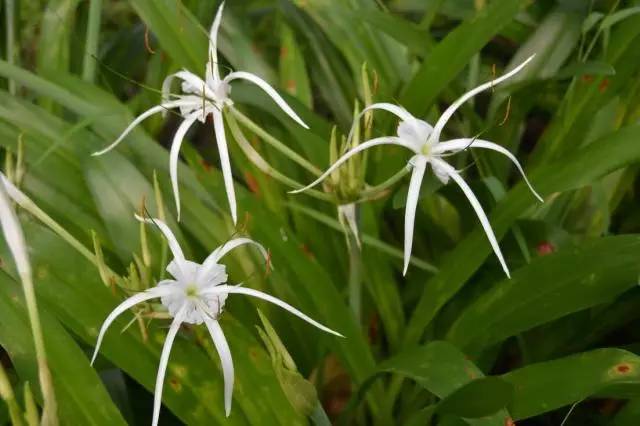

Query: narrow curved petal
left=289, top=137, right=417, bottom=194
left=206, top=1, right=225, bottom=85
left=0, top=183, right=31, bottom=279
left=433, top=138, right=543, bottom=202
left=403, top=156, right=427, bottom=276
left=198, top=237, right=268, bottom=282
left=205, top=286, right=343, bottom=337
left=203, top=317, right=234, bottom=417
left=224, top=71, right=309, bottom=129
left=152, top=305, right=186, bottom=426
left=346, top=102, right=420, bottom=145
left=431, top=159, right=510, bottom=278
left=135, top=215, right=186, bottom=265
left=169, top=113, right=200, bottom=221
left=213, top=110, right=238, bottom=225
left=210, top=237, right=268, bottom=264
left=92, top=100, right=196, bottom=156
left=91, top=286, right=175, bottom=365
left=430, top=55, right=535, bottom=143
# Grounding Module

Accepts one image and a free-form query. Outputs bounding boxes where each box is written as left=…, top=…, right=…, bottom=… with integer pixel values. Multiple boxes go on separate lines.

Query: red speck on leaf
left=505, top=417, right=516, bottom=426
left=536, top=241, right=555, bottom=256
left=616, top=363, right=631, bottom=374
left=368, top=314, right=379, bottom=344
left=199, top=158, right=212, bottom=172
left=244, top=171, right=260, bottom=195
left=599, top=78, right=610, bottom=93
left=581, top=74, right=594, bottom=83
left=285, top=79, right=297, bottom=92
left=299, top=244, right=315, bottom=260
left=280, top=46, right=289, bottom=59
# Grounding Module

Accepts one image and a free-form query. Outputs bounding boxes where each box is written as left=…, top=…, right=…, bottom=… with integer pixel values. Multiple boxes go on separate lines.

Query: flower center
left=185, top=284, right=199, bottom=298
left=421, top=143, right=432, bottom=157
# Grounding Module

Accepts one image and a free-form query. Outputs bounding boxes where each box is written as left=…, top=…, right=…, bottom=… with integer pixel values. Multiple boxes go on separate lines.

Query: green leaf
left=400, top=0, right=528, bottom=117
left=446, top=235, right=640, bottom=352
left=501, top=349, right=640, bottom=420
left=437, top=377, right=513, bottom=419
left=554, top=61, right=616, bottom=80
left=404, top=123, right=640, bottom=346
left=600, top=7, right=640, bottom=30
left=378, top=341, right=510, bottom=426
left=0, top=270, right=127, bottom=425
left=612, top=398, right=640, bottom=426
left=279, top=21, right=312, bottom=108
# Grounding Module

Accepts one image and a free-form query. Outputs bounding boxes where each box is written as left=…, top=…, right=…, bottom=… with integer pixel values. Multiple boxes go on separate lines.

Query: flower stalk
left=0, top=182, right=58, bottom=426
left=0, top=362, right=24, bottom=426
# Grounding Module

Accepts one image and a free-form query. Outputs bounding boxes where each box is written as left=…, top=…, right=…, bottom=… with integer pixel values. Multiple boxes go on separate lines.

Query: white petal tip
left=91, top=151, right=104, bottom=157
left=403, top=260, right=410, bottom=276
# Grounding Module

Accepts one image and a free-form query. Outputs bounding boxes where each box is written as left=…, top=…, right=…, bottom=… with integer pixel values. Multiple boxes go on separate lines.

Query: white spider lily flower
left=292, top=55, right=542, bottom=277
left=91, top=216, right=340, bottom=425
left=93, top=2, right=309, bottom=224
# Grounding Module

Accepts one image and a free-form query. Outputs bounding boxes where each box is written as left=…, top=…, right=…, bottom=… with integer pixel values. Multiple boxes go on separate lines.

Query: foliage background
left=1, top=0, right=640, bottom=424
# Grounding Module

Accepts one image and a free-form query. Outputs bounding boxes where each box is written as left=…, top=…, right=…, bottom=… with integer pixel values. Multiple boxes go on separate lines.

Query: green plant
left=1, top=0, right=640, bottom=425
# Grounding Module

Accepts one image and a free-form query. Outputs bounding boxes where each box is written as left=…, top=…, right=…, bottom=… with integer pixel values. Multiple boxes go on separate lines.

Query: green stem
left=418, top=0, right=446, bottom=31
left=226, top=112, right=334, bottom=202
left=358, top=168, right=410, bottom=201
left=82, top=0, right=102, bottom=82
left=5, top=0, right=16, bottom=95
left=229, top=107, right=323, bottom=177
left=0, top=363, right=24, bottom=426
left=3, top=178, right=120, bottom=280
left=287, top=202, right=438, bottom=273
left=0, top=185, right=58, bottom=425
left=347, top=230, right=362, bottom=321
left=22, top=274, right=58, bottom=426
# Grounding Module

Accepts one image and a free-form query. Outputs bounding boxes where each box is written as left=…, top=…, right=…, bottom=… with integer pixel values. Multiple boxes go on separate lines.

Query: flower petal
left=206, top=1, right=225, bottom=85
left=346, top=102, right=420, bottom=144
left=289, top=136, right=417, bottom=194
left=198, top=237, right=268, bottom=282
left=213, top=110, right=238, bottom=225
left=430, top=55, right=535, bottom=143
left=433, top=138, right=543, bottom=202
left=135, top=215, right=186, bottom=265
left=203, top=317, right=234, bottom=417
left=197, top=238, right=266, bottom=284
left=206, top=286, right=343, bottom=337
left=338, top=203, right=360, bottom=247
left=224, top=71, right=309, bottom=129
left=169, top=113, right=200, bottom=221
left=431, top=158, right=510, bottom=278
left=403, top=156, right=427, bottom=276
left=92, top=100, right=196, bottom=156
left=152, top=305, right=186, bottom=426
left=91, top=286, right=175, bottom=365
left=166, top=260, right=200, bottom=283
left=0, top=179, right=31, bottom=280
